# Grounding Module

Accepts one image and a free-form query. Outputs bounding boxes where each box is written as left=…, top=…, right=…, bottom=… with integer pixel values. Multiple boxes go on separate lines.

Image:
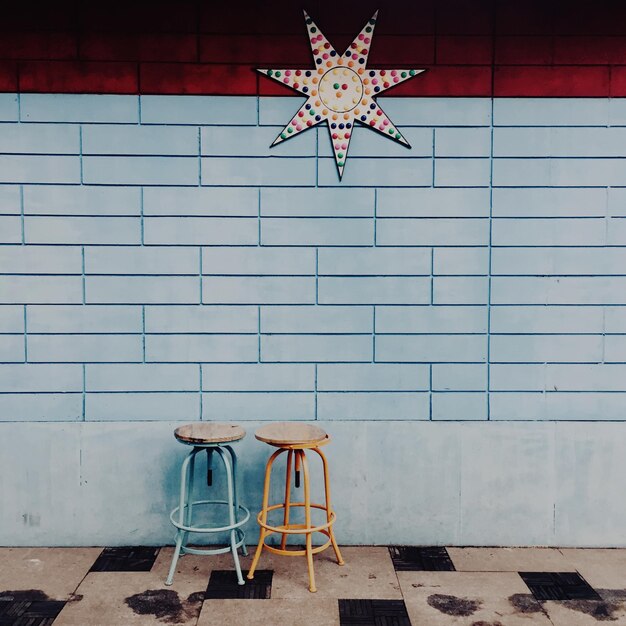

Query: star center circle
left=319, top=68, right=363, bottom=113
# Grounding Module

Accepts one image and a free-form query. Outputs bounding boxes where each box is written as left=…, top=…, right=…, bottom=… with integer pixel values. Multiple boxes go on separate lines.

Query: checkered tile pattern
left=0, top=546, right=623, bottom=625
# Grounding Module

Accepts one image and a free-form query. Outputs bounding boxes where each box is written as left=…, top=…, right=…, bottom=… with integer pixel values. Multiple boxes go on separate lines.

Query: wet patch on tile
left=338, top=599, right=411, bottom=626
left=559, top=598, right=622, bottom=621
left=520, top=572, right=601, bottom=601
left=90, top=547, right=160, bottom=572
left=389, top=546, right=455, bottom=572
left=427, top=593, right=481, bottom=616
left=0, top=589, right=65, bottom=625
left=205, top=570, right=272, bottom=600
left=508, top=592, right=544, bottom=614
left=125, top=589, right=203, bottom=624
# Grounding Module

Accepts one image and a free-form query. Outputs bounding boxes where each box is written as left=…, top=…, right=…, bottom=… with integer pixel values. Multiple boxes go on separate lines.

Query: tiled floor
left=1, top=545, right=626, bottom=625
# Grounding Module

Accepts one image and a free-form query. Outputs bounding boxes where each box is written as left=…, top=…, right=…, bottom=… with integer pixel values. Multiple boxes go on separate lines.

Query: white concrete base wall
left=2, top=420, right=624, bottom=547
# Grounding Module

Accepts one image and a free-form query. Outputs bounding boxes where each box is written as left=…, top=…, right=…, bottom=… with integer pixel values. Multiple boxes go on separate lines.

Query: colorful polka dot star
left=257, top=10, right=425, bottom=179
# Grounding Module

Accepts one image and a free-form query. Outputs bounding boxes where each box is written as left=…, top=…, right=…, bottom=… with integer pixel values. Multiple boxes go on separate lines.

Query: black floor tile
left=205, top=570, right=273, bottom=600
left=388, top=546, right=456, bottom=572
left=89, top=546, right=160, bottom=572
left=339, top=599, right=412, bottom=626
left=520, top=572, right=602, bottom=601
left=0, top=596, right=65, bottom=626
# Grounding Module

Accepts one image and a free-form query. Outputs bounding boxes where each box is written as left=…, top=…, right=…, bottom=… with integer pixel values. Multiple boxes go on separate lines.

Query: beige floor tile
left=561, top=548, right=626, bottom=588
left=544, top=596, right=626, bottom=626
left=197, top=599, right=340, bottom=626
left=151, top=547, right=215, bottom=586
left=447, top=547, right=572, bottom=572
left=188, top=544, right=399, bottom=599
left=400, top=571, right=552, bottom=626
left=53, top=570, right=206, bottom=626
left=0, top=547, right=102, bottom=600
left=255, top=546, right=400, bottom=599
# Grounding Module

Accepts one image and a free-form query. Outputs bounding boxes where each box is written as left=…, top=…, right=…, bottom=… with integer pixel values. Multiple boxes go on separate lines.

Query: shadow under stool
left=166, top=423, right=249, bottom=586
left=247, top=422, right=344, bottom=593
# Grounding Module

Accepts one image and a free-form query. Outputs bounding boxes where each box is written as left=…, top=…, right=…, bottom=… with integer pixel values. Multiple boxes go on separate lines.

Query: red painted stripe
left=2, top=2, right=626, bottom=96
left=436, top=0, right=494, bottom=35
left=495, top=37, right=553, bottom=65
left=494, top=66, right=610, bottom=97
left=436, top=36, right=493, bottom=65
left=495, top=1, right=554, bottom=35
left=19, top=61, right=138, bottom=94
left=0, top=61, right=17, bottom=91
left=392, top=66, right=492, bottom=97
left=140, top=63, right=256, bottom=95
left=199, top=35, right=310, bottom=65
left=80, top=34, right=198, bottom=63
left=0, top=33, right=77, bottom=61
left=609, top=67, right=626, bottom=96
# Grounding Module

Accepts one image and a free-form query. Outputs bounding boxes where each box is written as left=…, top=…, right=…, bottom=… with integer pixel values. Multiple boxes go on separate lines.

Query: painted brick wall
left=2, top=93, right=626, bottom=424
left=3, top=0, right=626, bottom=547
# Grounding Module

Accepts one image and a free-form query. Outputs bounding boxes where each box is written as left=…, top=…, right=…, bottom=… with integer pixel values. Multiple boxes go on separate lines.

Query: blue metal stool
left=166, top=423, right=249, bottom=586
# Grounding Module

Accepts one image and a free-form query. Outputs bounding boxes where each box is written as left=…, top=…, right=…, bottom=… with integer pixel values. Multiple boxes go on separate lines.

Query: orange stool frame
left=247, top=427, right=344, bottom=593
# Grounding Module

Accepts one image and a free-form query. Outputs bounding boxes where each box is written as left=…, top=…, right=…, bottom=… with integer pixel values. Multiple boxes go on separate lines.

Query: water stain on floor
left=0, top=589, right=51, bottom=601
left=508, top=593, right=544, bottom=614
left=560, top=599, right=621, bottom=622
left=125, top=589, right=204, bottom=624
left=427, top=593, right=482, bottom=616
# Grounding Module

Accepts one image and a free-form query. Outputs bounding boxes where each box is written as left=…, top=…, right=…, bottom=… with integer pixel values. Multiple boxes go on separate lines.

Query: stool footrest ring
left=256, top=502, right=336, bottom=535
left=180, top=528, right=246, bottom=556
left=262, top=529, right=333, bottom=558
left=170, top=499, right=250, bottom=533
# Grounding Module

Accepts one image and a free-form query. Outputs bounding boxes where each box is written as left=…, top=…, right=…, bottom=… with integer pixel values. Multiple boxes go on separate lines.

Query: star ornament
left=258, top=10, right=425, bottom=179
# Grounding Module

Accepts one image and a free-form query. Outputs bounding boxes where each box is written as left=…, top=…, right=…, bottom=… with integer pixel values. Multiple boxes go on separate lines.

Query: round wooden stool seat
left=254, top=422, right=329, bottom=448
left=174, top=423, right=245, bottom=445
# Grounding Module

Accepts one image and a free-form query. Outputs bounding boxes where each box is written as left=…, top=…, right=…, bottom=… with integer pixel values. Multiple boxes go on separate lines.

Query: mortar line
left=23, top=304, right=27, bottom=363
left=82, top=363, right=86, bottom=422
left=373, top=187, right=378, bottom=247
left=79, top=125, right=84, bottom=184
left=19, top=184, right=25, bottom=244
left=199, top=247, right=203, bottom=304
left=432, top=128, right=436, bottom=187
left=141, top=305, right=146, bottom=363
left=315, top=248, right=319, bottom=305
left=486, top=95, right=495, bottom=420
left=199, top=363, right=203, bottom=421
left=257, top=305, right=262, bottom=362
left=372, top=306, right=376, bottom=362
left=81, top=246, right=86, bottom=305
left=258, top=188, right=262, bottom=245
left=429, top=363, right=433, bottom=420
left=197, top=127, right=202, bottom=186
left=314, top=363, right=318, bottom=420
left=140, top=187, right=145, bottom=245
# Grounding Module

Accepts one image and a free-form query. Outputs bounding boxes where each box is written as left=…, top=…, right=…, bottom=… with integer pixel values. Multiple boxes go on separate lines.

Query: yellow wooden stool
left=247, top=422, right=344, bottom=592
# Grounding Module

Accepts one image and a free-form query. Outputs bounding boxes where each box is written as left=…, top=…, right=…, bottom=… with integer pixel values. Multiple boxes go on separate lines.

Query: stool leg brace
left=166, top=444, right=249, bottom=586
left=247, top=446, right=344, bottom=593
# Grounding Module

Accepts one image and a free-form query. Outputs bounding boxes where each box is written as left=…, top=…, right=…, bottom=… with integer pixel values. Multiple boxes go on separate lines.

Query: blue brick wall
left=2, top=94, right=626, bottom=425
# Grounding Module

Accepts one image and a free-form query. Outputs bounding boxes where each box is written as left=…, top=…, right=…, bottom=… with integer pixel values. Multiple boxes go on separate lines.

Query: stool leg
left=225, top=445, right=248, bottom=557
left=300, top=450, right=316, bottom=593
left=166, top=448, right=196, bottom=585
left=313, top=447, right=345, bottom=566
left=182, top=448, right=197, bottom=551
left=280, top=449, right=294, bottom=550
left=247, top=448, right=284, bottom=581
left=216, top=447, right=244, bottom=586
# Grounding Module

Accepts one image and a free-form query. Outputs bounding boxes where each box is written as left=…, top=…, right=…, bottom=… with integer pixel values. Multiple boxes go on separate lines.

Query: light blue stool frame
left=166, top=442, right=250, bottom=586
